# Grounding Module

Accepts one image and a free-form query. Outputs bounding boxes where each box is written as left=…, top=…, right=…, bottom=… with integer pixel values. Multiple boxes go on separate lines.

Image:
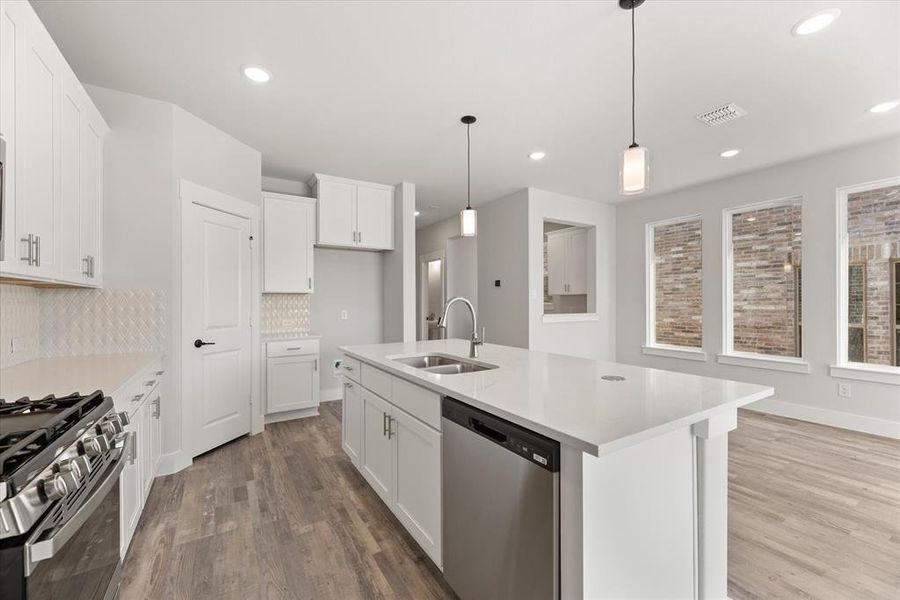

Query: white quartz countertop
left=340, top=340, right=774, bottom=456
left=0, top=353, right=162, bottom=401
left=261, top=332, right=322, bottom=342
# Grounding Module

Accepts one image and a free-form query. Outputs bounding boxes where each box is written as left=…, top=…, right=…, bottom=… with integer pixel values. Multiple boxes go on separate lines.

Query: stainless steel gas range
left=0, top=392, right=132, bottom=600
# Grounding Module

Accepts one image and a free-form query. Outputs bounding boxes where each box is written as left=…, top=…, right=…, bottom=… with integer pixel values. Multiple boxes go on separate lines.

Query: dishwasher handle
left=470, top=418, right=507, bottom=444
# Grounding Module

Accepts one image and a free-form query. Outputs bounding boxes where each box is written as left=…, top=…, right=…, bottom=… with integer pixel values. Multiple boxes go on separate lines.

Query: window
left=645, top=216, right=703, bottom=352
left=723, top=198, right=803, bottom=363
left=838, top=180, right=900, bottom=369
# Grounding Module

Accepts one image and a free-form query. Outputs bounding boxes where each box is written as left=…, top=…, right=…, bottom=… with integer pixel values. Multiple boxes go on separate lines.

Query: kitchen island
left=339, top=339, right=773, bottom=599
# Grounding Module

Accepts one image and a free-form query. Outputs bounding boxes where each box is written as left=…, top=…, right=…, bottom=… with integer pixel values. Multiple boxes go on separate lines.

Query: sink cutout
left=389, top=353, right=498, bottom=375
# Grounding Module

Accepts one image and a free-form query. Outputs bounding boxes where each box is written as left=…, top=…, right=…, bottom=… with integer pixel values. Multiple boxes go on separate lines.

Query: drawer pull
left=155, top=370, right=165, bottom=376
left=286, top=347, right=303, bottom=351
left=343, top=365, right=354, bottom=371
left=144, top=379, right=157, bottom=387
left=131, top=394, right=143, bottom=403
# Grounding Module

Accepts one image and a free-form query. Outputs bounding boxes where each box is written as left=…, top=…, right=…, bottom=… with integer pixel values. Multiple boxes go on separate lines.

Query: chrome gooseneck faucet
left=437, top=296, right=484, bottom=358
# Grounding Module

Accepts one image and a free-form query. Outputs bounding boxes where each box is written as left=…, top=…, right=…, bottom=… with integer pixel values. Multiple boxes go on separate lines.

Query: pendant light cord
left=631, top=1, right=636, bottom=147
left=466, top=122, right=472, bottom=209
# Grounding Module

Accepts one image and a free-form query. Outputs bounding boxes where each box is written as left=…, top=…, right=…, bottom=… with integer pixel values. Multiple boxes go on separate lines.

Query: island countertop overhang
left=339, top=339, right=774, bottom=456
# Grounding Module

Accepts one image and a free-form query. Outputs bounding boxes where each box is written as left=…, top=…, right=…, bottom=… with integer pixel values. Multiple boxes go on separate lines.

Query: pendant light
left=619, top=0, right=649, bottom=195
left=459, top=115, right=477, bottom=237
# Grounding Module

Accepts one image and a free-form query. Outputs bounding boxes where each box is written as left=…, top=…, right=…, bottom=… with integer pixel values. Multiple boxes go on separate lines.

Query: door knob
left=194, top=339, right=216, bottom=348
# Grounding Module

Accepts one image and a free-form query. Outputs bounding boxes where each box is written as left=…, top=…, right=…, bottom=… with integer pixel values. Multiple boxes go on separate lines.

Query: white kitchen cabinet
left=341, top=380, right=362, bottom=467
left=361, top=388, right=393, bottom=503
left=120, top=416, right=141, bottom=556
left=264, top=339, right=320, bottom=417
left=392, top=406, right=442, bottom=567
left=262, top=192, right=315, bottom=293
left=0, top=0, right=107, bottom=285
left=149, top=392, right=161, bottom=484
left=546, top=227, right=588, bottom=295
left=139, top=397, right=153, bottom=501
left=309, top=173, right=394, bottom=250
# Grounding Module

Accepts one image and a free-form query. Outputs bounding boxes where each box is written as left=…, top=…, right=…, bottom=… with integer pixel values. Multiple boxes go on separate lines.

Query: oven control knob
left=82, top=434, right=111, bottom=456
left=41, top=474, right=69, bottom=502
left=116, top=411, right=130, bottom=427
left=58, top=455, right=92, bottom=480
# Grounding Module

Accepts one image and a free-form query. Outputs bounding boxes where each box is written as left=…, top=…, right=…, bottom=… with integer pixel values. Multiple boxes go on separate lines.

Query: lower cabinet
left=120, top=416, right=141, bottom=557
left=343, top=363, right=443, bottom=568
left=341, top=380, right=362, bottom=466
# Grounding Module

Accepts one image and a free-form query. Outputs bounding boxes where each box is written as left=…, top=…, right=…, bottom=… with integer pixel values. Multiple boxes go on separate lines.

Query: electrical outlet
left=333, top=359, right=342, bottom=377
left=837, top=382, right=851, bottom=398
left=9, top=337, right=25, bottom=354
left=340, top=309, right=349, bottom=320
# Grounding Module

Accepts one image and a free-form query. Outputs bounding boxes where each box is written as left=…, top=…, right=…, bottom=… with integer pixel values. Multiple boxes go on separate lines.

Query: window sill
left=642, top=345, right=707, bottom=362
left=542, top=313, right=600, bottom=324
left=717, top=352, right=810, bottom=374
left=830, top=363, right=900, bottom=386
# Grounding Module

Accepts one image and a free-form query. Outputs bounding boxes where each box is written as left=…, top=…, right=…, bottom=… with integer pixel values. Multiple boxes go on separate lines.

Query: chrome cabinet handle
left=144, top=379, right=157, bottom=387
left=152, top=398, right=160, bottom=418
left=358, top=231, right=362, bottom=244
left=308, top=277, right=312, bottom=289
left=82, top=256, right=91, bottom=276
left=345, top=382, right=353, bottom=389
left=89, top=255, right=95, bottom=278
left=342, top=364, right=354, bottom=371
left=156, top=370, right=165, bottom=376
left=20, top=234, right=33, bottom=265
left=314, top=359, right=318, bottom=371
left=383, top=412, right=388, bottom=436
left=286, top=347, right=303, bottom=351
left=387, top=416, right=395, bottom=439
left=33, top=235, right=40, bottom=267
left=131, top=393, right=143, bottom=403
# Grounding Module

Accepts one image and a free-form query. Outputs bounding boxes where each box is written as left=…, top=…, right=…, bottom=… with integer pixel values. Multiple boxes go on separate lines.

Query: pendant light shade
left=620, top=144, right=649, bottom=195
left=619, top=0, right=649, bottom=195
left=459, top=115, right=477, bottom=237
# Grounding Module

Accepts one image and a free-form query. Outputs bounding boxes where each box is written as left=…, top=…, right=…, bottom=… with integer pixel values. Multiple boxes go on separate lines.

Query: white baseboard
left=156, top=449, right=191, bottom=476
left=321, top=386, right=342, bottom=402
left=746, top=398, right=900, bottom=439
left=264, top=406, right=320, bottom=424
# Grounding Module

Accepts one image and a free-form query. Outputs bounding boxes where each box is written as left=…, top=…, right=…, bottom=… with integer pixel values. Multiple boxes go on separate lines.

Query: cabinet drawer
left=340, top=355, right=361, bottom=383
left=361, top=363, right=392, bottom=400
left=391, top=377, right=441, bottom=431
left=267, top=339, right=320, bottom=357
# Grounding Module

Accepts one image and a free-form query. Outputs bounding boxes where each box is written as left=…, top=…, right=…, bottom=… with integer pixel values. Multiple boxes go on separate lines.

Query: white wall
left=382, top=182, right=416, bottom=343
left=311, top=248, right=384, bottom=400
left=616, top=137, right=900, bottom=437
left=528, top=188, right=617, bottom=360
left=262, top=175, right=311, bottom=197
left=416, top=214, right=460, bottom=256
left=477, top=189, right=530, bottom=348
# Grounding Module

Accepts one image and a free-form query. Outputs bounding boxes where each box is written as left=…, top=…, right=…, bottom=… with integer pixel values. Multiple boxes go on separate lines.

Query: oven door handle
left=25, top=434, right=131, bottom=575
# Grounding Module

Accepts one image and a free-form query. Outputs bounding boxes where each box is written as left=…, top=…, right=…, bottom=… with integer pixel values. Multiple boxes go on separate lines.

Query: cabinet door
left=149, top=394, right=161, bottom=482
left=341, top=380, right=362, bottom=467
left=265, top=354, right=319, bottom=414
left=567, top=228, right=588, bottom=294
left=263, top=195, right=314, bottom=292
left=57, top=74, right=84, bottom=284
left=120, top=421, right=141, bottom=557
left=0, top=1, right=23, bottom=271
left=317, top=179, right=356, bottom=247
left=361, top=389, right=392, bottom=503
left=19, top=19, right=58, bottom=278
left=546, top=233, right=568, bottom=295
left=139, top=400, right=153, bottom=500
left=355, top=185, right=393, bottom=250
left=392, top=407, right=442, bottom=567
left=80, top=115, right=103, bottom=284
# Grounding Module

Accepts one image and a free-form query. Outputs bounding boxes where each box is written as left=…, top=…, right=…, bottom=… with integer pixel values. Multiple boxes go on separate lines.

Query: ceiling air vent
left=695, top=103, right=747, bottom=127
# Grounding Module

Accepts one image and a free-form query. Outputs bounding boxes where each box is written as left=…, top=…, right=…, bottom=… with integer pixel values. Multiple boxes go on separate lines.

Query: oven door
left=24, top=434, right=130, bottom=600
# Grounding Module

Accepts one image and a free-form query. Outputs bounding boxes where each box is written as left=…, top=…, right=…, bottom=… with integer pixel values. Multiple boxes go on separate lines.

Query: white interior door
left=185, top=200, right=252, bottom=457
left=444, top=236, right=478, bottom=340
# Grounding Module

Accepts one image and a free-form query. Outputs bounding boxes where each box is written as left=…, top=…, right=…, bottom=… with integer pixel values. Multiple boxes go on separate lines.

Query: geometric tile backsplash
left=39, top=287, right=166, bottom=357
left=0, top=284, right=166, bottom=369
left=260, top=293, right=310, bottom=334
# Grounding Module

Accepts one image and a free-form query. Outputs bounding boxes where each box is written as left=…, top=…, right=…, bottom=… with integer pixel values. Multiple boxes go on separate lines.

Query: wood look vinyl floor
left=120, top=404, right=900, bottom=600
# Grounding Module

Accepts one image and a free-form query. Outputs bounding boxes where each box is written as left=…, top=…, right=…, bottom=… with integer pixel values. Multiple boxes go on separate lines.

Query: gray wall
left=615, top=136, right=900, bottom=434
left=311, top=248, right=384, bottom=398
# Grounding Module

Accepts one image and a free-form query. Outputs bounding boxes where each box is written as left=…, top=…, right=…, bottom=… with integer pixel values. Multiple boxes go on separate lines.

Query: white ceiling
left=31, top=0, right=900, bottom=227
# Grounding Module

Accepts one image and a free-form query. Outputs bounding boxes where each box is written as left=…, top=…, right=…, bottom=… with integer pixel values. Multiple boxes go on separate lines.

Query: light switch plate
left=10, top=337, right=26, bottom=354
left=340, top=310, right=349, bottom=320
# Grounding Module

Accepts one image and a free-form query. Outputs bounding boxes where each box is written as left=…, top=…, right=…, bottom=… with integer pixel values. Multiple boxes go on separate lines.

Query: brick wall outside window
left=847, top=184, right=900, bottom=366
left=731, top=203, right=802, bottom=357
left=653, top=219, right=702, bottom=347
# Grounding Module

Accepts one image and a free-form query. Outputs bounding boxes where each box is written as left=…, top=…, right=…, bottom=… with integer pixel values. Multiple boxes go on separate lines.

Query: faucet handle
left=474, top=326, right=485, bottom=346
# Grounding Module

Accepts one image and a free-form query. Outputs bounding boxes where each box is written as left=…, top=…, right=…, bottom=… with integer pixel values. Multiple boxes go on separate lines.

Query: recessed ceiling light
left=868, top=100, right=899, bottom=114
left=791, top=9, right=840, bottom=36
left=720, top=149, right=741, bottom=158
left=529, top=151, right=546, bottom=161
left=414, top=210, right=421, bottom=217
left=242, top=65, right=272, bottom=83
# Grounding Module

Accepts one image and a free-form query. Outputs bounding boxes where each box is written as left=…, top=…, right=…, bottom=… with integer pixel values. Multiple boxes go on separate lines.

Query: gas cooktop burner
left=0, top=391, right=108, bottom=487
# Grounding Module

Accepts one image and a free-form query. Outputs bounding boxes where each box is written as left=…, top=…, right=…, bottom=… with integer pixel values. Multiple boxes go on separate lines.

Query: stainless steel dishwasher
left=442, top=397, right=560, bottom=600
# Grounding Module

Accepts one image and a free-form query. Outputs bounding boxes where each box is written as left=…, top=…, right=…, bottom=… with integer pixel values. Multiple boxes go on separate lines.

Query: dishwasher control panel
left=442, top=397, right=560, bottom=472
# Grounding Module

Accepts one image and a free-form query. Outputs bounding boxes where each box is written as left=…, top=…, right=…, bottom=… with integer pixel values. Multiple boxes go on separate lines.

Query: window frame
left=719, top=196, right=810, bottom=374
left=642, top=214, right=707, bottom=361
left=832, top=177, right=900, bottom=385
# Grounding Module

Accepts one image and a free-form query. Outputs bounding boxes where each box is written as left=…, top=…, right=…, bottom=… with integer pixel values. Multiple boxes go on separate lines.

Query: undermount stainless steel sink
left=390, top=353, right=498, bottom=375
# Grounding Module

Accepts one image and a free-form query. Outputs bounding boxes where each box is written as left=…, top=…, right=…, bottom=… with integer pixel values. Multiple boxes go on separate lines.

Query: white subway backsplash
left=261, top=294, right=310, bottom=334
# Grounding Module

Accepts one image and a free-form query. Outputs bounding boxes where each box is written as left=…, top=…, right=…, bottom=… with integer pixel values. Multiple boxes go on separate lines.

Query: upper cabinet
left=546, top=227, right=588, bottom=295
left=262, top=192, right=315, bottom=293
left=0, top=0, right=108, bottom=286
left=309, top=173, right=394, bottom=251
